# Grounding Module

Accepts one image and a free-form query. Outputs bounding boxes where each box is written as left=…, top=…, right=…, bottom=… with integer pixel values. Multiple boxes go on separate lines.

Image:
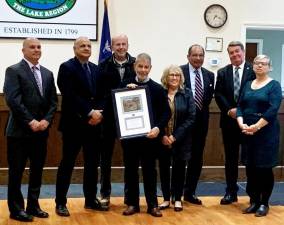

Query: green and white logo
left=6, top=0, right=76, bottom=19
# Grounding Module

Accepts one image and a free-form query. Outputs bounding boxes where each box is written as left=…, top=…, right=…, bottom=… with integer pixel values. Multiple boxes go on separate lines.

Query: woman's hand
left=162, top=136, right=171, bottom=146
left=242, top=124, right=259, bottom=135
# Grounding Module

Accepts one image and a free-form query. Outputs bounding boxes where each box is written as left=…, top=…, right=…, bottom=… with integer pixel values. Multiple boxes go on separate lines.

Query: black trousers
left=246, top=166, right=274, bottom=206
left=221, top=124, right=241, bottom=194
left=99, top=127, right=116, bottom=198
left=184, top=112, right=208, bottom=196
left=7, top=136, right=47, bottom=214
left=122, top=137, right=158, bottom=209
left=158, top=147, right=186, bottom=201
left=55, top=128, right=101, bottom=206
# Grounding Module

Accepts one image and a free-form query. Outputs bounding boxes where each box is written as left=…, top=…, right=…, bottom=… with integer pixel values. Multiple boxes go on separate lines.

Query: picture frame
left=205, top=37, right=223, bottom=52
left=112, top=86, right=153, bottom=139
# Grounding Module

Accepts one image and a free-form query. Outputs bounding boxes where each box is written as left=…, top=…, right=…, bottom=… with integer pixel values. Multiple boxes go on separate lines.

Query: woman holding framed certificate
left=120, top=53, right=171, bottom=217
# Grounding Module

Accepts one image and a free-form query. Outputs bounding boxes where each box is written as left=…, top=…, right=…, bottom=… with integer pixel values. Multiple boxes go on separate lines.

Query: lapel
left=182, top=64, right=192, bottom=89
left=227, top=64, right=234, bottom=93
left=74, top=58, right=96, bottom=95
left=40, top=67, right=47, bottom=97
left=21, top=59, right=43, bottom=97
left=240, top=62, right=251, bottom=86
left=201, top=67, right=209, bottom=100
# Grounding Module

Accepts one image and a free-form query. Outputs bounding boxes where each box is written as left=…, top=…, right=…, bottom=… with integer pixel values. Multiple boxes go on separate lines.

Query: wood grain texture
left=0, top=197, right=283, bottom=225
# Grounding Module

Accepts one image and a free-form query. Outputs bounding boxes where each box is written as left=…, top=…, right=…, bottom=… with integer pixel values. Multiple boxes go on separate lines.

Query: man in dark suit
left=55, top=37, right=105, bottom=216
left=215, top=41, right=255, bottom=204
left=98, top=34, right=135, bottom=209
left=181, top=44, right=215, bottom=205
left=4, top=38, right=57, bottom=222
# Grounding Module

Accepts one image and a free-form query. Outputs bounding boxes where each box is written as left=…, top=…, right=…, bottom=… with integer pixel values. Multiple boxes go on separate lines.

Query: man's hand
left=88, top=110, right=103, bottom=125
left=147, top=127, right=160, bottom=139
left=228, top=108, right=237, bottom=119
left=127, top=83, right=138, bottom=89
left=38, top=119, right=49, bottom=131
left=29, top=119, right=41, bottom=132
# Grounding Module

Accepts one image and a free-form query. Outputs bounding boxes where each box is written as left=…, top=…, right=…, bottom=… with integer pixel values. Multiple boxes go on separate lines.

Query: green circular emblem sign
left=6, top=0, right=76, bottom=19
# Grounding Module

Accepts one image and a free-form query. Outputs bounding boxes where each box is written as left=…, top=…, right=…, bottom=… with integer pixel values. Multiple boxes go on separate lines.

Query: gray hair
left=135, top=53, right=151, bottom=65
left=253, top=54, right=272, bottom=67
left=227, top=41, right=244, bottom=52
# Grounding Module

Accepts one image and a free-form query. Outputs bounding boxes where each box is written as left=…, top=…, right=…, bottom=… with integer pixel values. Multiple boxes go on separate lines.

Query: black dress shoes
left=10, top=210, right=33, bottom=222
left=56, top=205, right=70, bottom=217
left=184, top=194, right=202, bottom=205
left=26, top=207, right=49, bottom=218
left=85, top=198, right=108, bottom=211
left=220, top=193, right=237, bottom=205
left=242, top=203, right=259, bottom=214
left=122, top=206, right=140, bottom=216
left=147, top=207, right=163, bottom=217
left=255, top=205, right=269, bottom=217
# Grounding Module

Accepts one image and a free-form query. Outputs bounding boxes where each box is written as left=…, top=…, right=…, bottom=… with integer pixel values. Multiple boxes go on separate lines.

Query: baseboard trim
left=0, top=166, right=283, bottom=184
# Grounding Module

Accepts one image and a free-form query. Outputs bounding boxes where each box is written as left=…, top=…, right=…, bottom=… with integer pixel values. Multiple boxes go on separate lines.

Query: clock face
left=204, top=4, right=227, bottom=28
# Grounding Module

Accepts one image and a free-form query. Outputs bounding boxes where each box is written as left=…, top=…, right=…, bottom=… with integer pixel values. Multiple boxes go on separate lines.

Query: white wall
left=1, top=0, right=284, bottom=92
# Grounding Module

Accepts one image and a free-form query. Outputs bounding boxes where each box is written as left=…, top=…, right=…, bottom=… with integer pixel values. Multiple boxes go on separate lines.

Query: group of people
left=3, top=35, right=282, bottom=222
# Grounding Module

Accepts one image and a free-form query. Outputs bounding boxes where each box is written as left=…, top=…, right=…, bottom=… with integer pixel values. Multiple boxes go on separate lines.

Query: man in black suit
left=215, top=41, right=255, bottom=204
left=181, top=44, right=215, bottom=205
left=55, top=37, right=105, bottom=216
left=98, top=34, right=135, bottom=209
left=4, top=38, right=57, bottom=222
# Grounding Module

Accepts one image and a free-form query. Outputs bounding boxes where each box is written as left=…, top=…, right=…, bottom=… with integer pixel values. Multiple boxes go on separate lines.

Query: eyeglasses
left=169, top=74, right=181, bottom=77
left=253, top=61, right=269, bottom=66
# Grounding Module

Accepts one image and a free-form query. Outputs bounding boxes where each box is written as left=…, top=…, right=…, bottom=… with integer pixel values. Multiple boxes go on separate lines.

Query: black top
left=237, top=80, right=282, bottom=167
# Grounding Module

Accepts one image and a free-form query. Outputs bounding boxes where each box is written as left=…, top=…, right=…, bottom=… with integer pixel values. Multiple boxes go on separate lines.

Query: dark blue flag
left=98, top=0, right=112, bottom=63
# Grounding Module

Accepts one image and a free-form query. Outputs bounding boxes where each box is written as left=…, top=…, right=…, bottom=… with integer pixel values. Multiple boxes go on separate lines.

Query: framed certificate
left=112, top=86, right=153, bottom=139
left=205, top=37, right=223, bottom=52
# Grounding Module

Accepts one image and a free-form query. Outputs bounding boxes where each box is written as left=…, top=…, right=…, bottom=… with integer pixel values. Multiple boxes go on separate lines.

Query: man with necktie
left=215, top=41, right=255, bottom=204
left=181, top=44, right=215, bottom=205
left=55, top=37, right=105, bottom=216
left=4, top=38, right=57, bottom=222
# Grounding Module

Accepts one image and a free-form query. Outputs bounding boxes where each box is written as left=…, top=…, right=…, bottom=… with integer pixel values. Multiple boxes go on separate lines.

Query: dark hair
left=188, top=44, right=205, bottom=56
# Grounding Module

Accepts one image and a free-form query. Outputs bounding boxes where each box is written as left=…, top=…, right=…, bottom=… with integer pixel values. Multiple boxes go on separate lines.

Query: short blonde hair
left=161, top=65, right=185, bottom=90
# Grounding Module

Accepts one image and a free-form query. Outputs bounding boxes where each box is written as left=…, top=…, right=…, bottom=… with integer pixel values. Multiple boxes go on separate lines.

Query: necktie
left=194, top=70, right=203, bottom=110
left=233, top=67, right=240, bottom=102
left=83, top=63, right=93, bottom=90
left=32, top=66, right=43, bottom=96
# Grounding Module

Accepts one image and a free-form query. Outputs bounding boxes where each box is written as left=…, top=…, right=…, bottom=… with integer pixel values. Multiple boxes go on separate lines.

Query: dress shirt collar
left=23, top=58, right=40, bottom=70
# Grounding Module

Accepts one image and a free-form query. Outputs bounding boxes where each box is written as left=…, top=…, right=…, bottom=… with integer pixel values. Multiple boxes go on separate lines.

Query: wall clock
left=204, top=4, right=228, bottom=28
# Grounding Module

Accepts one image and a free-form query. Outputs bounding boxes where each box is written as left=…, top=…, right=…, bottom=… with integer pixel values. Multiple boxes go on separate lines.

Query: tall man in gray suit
left=215, top=41, right=255, bottom=204
left=181, top=44, right=215, bottom=205
left=4, top=38, right=57, bottom=222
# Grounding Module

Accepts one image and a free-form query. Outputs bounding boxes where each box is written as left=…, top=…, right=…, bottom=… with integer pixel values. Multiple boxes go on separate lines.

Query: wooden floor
left=0, top=197, right=283, bottom=225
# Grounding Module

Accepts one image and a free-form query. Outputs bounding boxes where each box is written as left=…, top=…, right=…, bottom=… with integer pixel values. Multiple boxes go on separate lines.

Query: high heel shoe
left=174, top=201, right=183, bottom=212
left=158, top=201, right=170, bottom=210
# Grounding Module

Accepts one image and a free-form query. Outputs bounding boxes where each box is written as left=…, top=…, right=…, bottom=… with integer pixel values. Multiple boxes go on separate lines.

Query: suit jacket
left=4, top=59, right=57, bottom=138
left=215, top=62, right=255, bottom=128
left=180, top=63, right=215, bottom=135
left=57, top=57, right=104, bottom=132
left=180, top=64, right=215, bottom=111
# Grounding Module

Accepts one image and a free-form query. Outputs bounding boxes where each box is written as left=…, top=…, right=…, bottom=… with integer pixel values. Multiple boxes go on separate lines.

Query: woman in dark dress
left=236, top=54, right=282, bottom=217
left=158, top=65, right=196, bottom=211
